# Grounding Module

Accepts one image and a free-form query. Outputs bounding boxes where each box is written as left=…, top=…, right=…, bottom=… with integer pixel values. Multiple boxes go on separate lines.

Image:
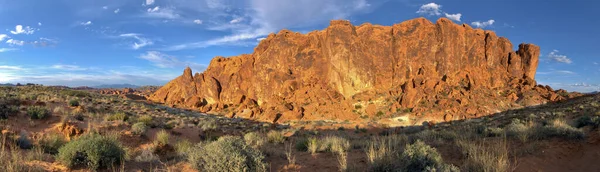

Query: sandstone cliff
left=150, top=17, right=572, bottom=123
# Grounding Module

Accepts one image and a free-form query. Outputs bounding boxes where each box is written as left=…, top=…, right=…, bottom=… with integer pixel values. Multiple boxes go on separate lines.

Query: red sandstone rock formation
left=150, top=17, right=572, bottom=123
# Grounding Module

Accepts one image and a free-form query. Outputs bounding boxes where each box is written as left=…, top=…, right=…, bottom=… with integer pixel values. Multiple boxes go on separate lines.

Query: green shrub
left=401, top=140, right=459, bottom=172
left=16, top=133, right=33, bottom=149
left=57, top=133, right=125, bottom=170
left=68, top=99, right=80, bottom=107
left=307, top=137, right=319, bottom=155
left=295, top=137, right=309, bottom=151
left=320, top=136, right=350, bottom=153
left=199, top=118, right=217, bottom=131
left=175, top=139, right=193, bottom=157
left=27, top=106, right=50, bottom=119
left=60, top=90, right=90, bottom=97
left=188, top=136, right=267, bottom=172
left=137, top=115, right=153, bottom=126
left=504, top=119, right=531, bottom=142
left=533, top=119, right=584, bottom=140
left=131, top=122, right=148, bottom=135
left=267, top=130, right=285, bottom=144
left=575, top=115, right=600, bottom=128
left=0, top=104, right=18, bottom=119
left=155, top=130, right=170, bottom=146
left=105, top=112, right=128, bottom=122
left=244, top=132, right=266, bottom=149
left=366, top=135, right=407, bottom=171
left=39, top=133, right=66, bottom=154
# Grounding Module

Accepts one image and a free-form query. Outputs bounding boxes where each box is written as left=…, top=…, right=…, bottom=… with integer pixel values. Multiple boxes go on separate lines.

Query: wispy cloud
left=0, top=65, right=21, bottom=70
left=0, top=48, right=17, bottom=52
left=114, top=8, right=120, bottom=14
left=6, top=39, right=25, bottom=46
left=416, top=3, right=442, bottom=16
left=146, top=0, right=155, bottom=6
left=193, top=19, right=203, bottom=24
left=80, top=21, right=93, bottom=26
left=10, top=25, right=35, bottom=35
left=119, top=33, right=153, bottom=50
left=145, top=6, right=180, bottom=19
left=0, top=34, right=9, bottom=41
left=471, top=19, right=495, bottom=28
left=139, top=51, right=206, bottom=71
left=51, top=64, right=87, bottom=71
left=537, top=70, right=576, bottom=75
left=547, top=50, right=572, bottom=64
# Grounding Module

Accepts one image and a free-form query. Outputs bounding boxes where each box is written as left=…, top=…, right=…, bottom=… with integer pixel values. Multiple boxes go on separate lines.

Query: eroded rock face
left=150, top=17, right=571, bottom=123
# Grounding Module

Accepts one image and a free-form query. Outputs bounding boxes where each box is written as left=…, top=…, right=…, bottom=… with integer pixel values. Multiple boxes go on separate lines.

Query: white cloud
left=193, top=19, right=203, bottom=24
left=145, top=6, right=180, bottom=19
left=114, top=8, right=120, bottom=14
left=444, top=13, right=461, bottom=22
left=471, top=19, right=495, bottom=28
left=6, top=39, right=25, bottom=46
left=0, top=48, right=17, bottom=52
left=0, top=65, right=21, bottom=70
left=51, top=64, right=87, bottom=71
left=139, top=51, right=206, bottom=71
left=119, top=33, right=154, bottom=50
left=229, top=17, right=243, bottom=24
left=0, top=34, right=9, bottom=41
left=416, top=3, right=442, bottom=16
left=10, top=25, right=35, bottom=35
left=38, top=22, right=42, bottom=26
left=102, top=6, right=108, bottom=9
left=80, top=21, right=93, bottom=26
left=166, top=0, right=371, bottom=50
left=547, top=50, right=572, bottom=64
left=147, top=6, right=160, bottom=12
left=146, top=0, right=155, bottom=5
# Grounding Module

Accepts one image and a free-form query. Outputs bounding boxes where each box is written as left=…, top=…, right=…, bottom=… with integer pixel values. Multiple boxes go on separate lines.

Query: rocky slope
left=150, top=17, right=577, bottom=123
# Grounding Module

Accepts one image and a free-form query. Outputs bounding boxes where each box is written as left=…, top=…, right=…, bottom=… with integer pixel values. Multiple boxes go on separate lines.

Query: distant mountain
left=92, top=84, right=140, bottom=89
left=0, top=83, right=15, bottom=87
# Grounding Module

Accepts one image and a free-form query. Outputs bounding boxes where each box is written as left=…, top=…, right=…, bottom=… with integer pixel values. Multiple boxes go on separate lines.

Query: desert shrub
left=295, top=137, right=308, bottom=151
left=476, top=125, right=504, bottom=137
left=57, top=133, right=126, bottom=170
left=504, top=119, right=531, bottom=142
left=320, top=136, right=350, bottom=153
left=244, top=132, right=266, bottom=149
left=575, top=115, right=600, bottom=128
left=188, top=136, right=267, bottom=172
left=27, top=106, right=50, bottom=119
left=155, top=130, right=170, bottom=146
left=307, top=137, right=319, bottom=155
left=401, top=140, right=459, bottom=172
left=39, top=133, right=66, bottom=154
left=0, top=104, right=18, bottom=119
left=134, top=147, right=159, bottom=162
left=267, top=130, right=285, bottom=144
left=174, top=139, right=193, bottom=157
left=458, top=140, right=509, bottom=172
left=137, top=115, right=153, bottom=126
left=61, top=90, right=90, bottom=98
left=68, top=99, right=80, bottom=107
left=199, top=118, right=217, bottom=131
left=105, top=112, right=128, bottom=122
left=533, top=119, right=584, bottom=140
left=366, top=135, right=407, bottom=171
left=131, top=122, right=148, bottom=135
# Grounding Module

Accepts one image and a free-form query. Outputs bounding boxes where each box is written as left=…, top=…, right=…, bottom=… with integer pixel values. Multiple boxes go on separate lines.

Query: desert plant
left=401, top=140, right=458, bottom=172
left=68, top=99, right=80, bottom=107
left=267, top=130, right=285, bottom=144
left=504, top=119, right=531, bottom=142
left=366, top=135, right=407, bottom=171
left=295, top=137, right=309, bottom=151
left=0, top=104, right=18, bottom=119
left=137, top=115, right=153, bottom=126
left=131, top=122, right=148, bottom=135
left=39, top=133, right=66, bottom=154
left=188, top=136, right=268, bottom=172
left=199, top=118, right=218, bottom=131
left=155, top=130, right=170, bottom=146
left=105, top=112, right=128, bottom=122
left=575, top=115, right=600, bottom=128
left=16, top=133, right=32, bottom=149
left=458, top=139, right=509, bottom=172
left=27, top=106, right=50, bottom=119
left=320, top=136, right=351, bottom=154
left=134, top=147, right=159, bottom=162
left=244, top=132, right=266, bottom=149
left=174, top=139, right=193, bottom=157
left=57, top=133, right=126, bottom=170
left=307, top=137, right=319, bottom=155
left=533, top=119, right=584, bottom=140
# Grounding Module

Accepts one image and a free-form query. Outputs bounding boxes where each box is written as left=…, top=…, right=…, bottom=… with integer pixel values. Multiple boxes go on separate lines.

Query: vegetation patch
left=188, top=136, right=268, bottom=172
left=57, top=133, right=126, bottom=170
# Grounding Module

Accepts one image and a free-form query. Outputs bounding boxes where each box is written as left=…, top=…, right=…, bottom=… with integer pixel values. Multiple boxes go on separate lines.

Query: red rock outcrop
left=150, top=17, right=571, bottom=123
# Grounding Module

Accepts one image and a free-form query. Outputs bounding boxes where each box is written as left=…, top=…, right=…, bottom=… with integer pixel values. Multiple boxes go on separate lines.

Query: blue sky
left=0, top=0, right=598, bottom=92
